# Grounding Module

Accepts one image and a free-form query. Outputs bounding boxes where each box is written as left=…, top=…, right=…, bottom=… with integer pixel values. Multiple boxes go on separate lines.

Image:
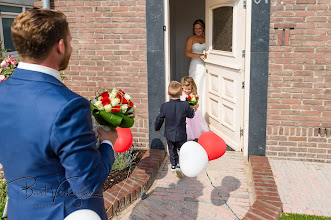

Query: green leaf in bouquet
left=90, top=103, right=109, bottom=126
left=188, top=101, right=197, bottom=106
left=99, top=111, right=123, bottom=128
left=113, top=112, right=134, bottom=128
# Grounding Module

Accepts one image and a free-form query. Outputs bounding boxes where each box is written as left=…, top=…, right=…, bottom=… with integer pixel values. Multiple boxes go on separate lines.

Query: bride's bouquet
left=185, top=93, right=199, bottom=106
left=90, top=88, right=136, bottom=129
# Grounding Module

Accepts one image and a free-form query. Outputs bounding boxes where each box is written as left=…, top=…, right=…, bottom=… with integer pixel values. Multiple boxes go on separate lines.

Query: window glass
left=0, top=5, right=22, bottom=13
left=2, top=18, right=16, bottom=52
left=212, top=7, right=233, bottom=52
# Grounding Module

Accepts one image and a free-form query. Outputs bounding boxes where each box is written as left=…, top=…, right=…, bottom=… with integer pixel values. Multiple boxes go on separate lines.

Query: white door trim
left=243, top=0, right=252, bottom=157
left=164, top=0, right=170, bottom=102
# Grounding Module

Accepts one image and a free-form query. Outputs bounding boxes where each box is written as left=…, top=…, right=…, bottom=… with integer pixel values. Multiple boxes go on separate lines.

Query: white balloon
left=64, top=209, right=101, bottom=220
left=179, top=141, right=208, bottom=177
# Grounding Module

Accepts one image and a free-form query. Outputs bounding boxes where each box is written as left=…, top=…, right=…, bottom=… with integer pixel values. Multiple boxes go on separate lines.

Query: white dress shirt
left=17, top=62, right=62, bottom=82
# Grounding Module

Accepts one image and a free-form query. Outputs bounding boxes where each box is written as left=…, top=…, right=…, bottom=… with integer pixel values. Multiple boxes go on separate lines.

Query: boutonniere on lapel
left=186, top=93, right=199, bottom=106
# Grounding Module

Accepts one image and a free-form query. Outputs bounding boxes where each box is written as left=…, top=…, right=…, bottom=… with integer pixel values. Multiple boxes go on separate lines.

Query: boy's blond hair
left=168, top=81, right=182, bottom=98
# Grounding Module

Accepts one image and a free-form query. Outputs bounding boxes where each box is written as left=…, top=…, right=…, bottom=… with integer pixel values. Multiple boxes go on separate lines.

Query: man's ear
left=57, top=39, right=65, bottom=55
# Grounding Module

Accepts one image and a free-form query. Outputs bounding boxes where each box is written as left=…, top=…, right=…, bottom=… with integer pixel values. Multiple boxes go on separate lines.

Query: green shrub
left=280, top=213, right=331, bottom=220
left=111, top=146, right=139, bottom=171
left=0, top=176, right=7, bottom=219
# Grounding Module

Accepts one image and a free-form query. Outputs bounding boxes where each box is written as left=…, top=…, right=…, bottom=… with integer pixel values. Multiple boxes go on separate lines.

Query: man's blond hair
left=168, top=81, right=182, bottom=98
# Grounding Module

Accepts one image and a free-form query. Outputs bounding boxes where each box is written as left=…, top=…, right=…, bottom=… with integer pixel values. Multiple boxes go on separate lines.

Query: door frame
left=159, top=0, right=270, bottom=157
left=163, top=0, right=251, bottom=155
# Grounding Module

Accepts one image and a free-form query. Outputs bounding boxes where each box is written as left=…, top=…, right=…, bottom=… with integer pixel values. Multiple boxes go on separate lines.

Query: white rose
left=109, top=93, right=116, bottom=100
left=104, top=104, right=112, bottom=112
left=124, top=93, right=131, bottom=101
left=0, top=60, right=7, bottom=67
left=97, top=96, right=102, bottom=101
left=95, top=101, right=104, bottom=110
left=111, top=98, right=120, bottom=106
left=121, top=104, right=128, bottom=113
left=111, top=89, right=119, bottom=95
left=191, top=97, right=196, bottom=102
left=127, top=105, right=136, bottom=113
left=91, top=99, right=98, bottom=105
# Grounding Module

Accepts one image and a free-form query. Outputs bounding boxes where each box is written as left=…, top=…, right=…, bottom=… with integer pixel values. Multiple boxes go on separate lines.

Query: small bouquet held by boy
left=90, top=88, right=136, bottom=152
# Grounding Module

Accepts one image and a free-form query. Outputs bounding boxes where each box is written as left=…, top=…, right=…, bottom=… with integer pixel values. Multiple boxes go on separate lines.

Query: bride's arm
left=185, top=36, right=203, bottom=59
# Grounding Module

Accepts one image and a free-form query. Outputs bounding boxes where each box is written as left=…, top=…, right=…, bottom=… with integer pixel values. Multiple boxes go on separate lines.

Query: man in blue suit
left=0, top=8, right=117, bottom=219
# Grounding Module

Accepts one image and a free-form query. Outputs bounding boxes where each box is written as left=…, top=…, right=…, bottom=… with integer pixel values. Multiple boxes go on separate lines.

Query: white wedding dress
left=189, top=43, right=206, bottom=115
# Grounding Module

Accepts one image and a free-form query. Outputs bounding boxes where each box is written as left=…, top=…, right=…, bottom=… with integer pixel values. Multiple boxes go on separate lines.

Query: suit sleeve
left=155, top=104, right=165, bottom=131
left=50, top=97, right=114, bottom=198
left=186, top=103, right=195, bottom=119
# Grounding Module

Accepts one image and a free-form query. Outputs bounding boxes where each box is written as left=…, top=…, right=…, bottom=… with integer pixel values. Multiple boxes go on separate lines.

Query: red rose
left=102, top=98, right=111, bottom=106
left=112, top=105, right=121, bottom=113
left=122, top=97, right=128, bottom=104
left=187, top=94, right=191, bottom=100
left=101, top=92, right=109, bottom=98
left=129, top=101, right=134, bottom=107
left=119, top=89, right=125, bottom=95
left=116, top=94, right=120, bottom=99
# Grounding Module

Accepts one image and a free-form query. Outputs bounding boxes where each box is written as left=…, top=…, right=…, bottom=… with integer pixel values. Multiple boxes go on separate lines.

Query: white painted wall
left=169, top=0, right=205, bottom=82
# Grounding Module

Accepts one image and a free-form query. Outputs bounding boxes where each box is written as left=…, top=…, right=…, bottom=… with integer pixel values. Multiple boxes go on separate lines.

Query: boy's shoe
left=175, top=165, right=184, bottom=178
left=171, top=165, right=176, bottom=172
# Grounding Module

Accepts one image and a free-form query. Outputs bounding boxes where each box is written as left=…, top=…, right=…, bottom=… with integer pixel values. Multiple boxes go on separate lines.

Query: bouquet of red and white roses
left=186, top=93, right=199, bottom=106
left=90, top=88, right=136, bottom=129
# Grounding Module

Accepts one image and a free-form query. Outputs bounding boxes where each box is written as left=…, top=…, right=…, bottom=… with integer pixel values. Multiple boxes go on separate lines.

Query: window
left=212, top=6, right=233, bottom=52
left=0, top=3, right=33, bottom=55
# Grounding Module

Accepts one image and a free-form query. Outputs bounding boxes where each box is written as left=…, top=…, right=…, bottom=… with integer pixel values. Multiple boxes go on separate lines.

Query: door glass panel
left=2, top=18, right=16, bottom=52
left=0, top=5, right=22, bottom=13
left=212, top=6, right=233, bottom=52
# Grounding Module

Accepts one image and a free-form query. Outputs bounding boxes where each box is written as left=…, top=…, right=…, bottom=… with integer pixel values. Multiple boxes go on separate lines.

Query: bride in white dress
left=185, top=19, right=207, bottom=115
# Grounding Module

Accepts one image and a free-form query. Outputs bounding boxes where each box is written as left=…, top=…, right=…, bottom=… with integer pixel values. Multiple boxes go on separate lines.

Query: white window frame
left=0, top=3, right=32, bottom=57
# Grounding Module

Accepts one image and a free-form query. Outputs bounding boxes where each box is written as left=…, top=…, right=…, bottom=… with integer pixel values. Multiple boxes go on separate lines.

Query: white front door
left=205, top=0, right=245, bottom=151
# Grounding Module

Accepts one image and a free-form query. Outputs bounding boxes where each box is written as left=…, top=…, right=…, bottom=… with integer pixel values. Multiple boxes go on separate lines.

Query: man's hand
left=156, top=130, right=160, bottom=132
left=97, top=127, right=118, bottom=144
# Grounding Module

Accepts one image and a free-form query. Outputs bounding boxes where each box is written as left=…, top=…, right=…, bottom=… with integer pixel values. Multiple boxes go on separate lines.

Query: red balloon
left=113, top=127, right=133, bottom=153
left=198, top=131, right=226, bottom=160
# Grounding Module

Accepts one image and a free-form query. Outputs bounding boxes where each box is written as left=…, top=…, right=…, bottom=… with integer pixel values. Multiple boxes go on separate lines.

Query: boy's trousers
left=166, top=139, right=186, bottom=166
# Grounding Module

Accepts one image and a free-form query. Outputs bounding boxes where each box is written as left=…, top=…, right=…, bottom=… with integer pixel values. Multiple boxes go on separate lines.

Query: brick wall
left=34, top=0, right=149, bottom=148
left=267, top=0, right=331, bottom=162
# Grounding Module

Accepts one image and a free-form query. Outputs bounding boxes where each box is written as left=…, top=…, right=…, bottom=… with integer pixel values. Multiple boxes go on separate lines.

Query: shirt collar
left=17, top=62, right=62, bottom=82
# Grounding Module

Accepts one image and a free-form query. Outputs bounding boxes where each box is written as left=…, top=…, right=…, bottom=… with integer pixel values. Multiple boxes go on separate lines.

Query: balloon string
left=205, top=169, right=241, bottom=220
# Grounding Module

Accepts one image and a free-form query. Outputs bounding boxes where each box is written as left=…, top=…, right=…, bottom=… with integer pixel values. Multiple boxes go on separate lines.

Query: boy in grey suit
left=155, top=81, right=195, bottom=172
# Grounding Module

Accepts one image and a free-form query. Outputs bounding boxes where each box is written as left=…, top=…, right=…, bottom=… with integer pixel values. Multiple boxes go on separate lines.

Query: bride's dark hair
left=192, top=19, right=205, bottom=35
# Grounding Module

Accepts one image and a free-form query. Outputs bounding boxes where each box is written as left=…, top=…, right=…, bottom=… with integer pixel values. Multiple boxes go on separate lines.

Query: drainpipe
left=42, top=0, right=50, bottom=9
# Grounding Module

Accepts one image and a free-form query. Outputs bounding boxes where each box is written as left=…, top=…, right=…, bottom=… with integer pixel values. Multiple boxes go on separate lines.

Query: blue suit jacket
left=155, top=99, right=195, bottom=142
left=0, top=68, right=114, bottom=220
